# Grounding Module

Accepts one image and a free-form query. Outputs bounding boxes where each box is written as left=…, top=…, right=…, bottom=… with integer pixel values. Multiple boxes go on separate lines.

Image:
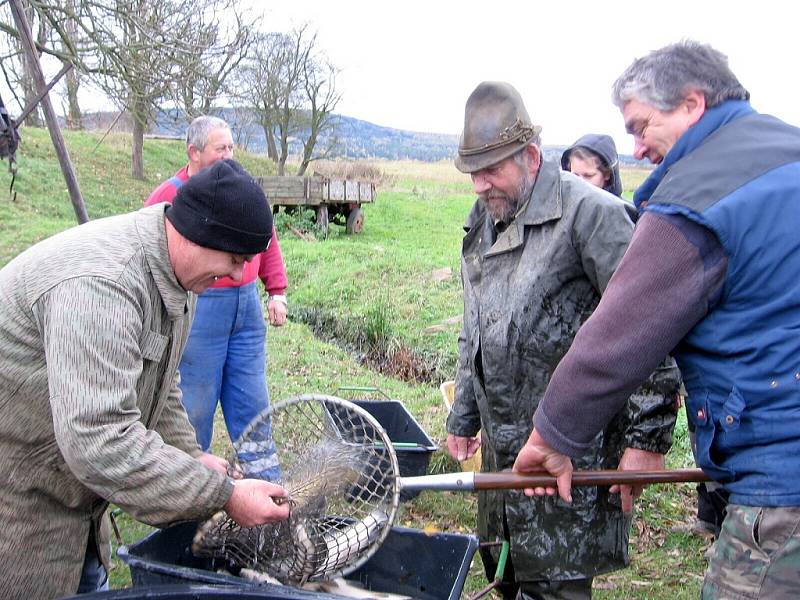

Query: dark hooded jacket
left=561, top=134, right=623, bottom=197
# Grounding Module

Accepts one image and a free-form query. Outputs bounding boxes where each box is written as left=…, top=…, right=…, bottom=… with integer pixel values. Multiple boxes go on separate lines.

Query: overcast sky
left=4, top=0, right=797, bottom=157
left=255, top=0, right=799, bottom=154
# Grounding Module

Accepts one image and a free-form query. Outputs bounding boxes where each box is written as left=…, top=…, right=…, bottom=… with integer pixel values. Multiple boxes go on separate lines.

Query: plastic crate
left=115, top=521, right=478, bottom=600
left=351, top=399, right=438, bottom=501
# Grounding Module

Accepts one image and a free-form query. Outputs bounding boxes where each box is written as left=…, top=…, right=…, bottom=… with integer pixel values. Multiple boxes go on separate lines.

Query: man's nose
left=471, top=172, right=491, bottom=194
left=633, top=139, right=647, bottom=161
left=228, top=264, right=244, bottom=282
left=222, top=147, right=234, bottom=160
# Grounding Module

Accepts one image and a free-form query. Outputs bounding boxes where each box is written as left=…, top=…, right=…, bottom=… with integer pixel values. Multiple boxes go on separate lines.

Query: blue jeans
left=179, top=282, right=280, bottom=481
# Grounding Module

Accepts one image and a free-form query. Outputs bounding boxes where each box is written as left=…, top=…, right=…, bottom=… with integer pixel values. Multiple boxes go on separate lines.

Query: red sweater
left=145, top=165, right=288, bottom=295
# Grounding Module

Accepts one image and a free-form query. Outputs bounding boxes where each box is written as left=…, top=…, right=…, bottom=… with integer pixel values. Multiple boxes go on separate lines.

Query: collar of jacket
left=484, top=159, right=562, bottom=256
left=136, top=204, right=191, bottom=319
left=633, top=100, right=755, bottom=209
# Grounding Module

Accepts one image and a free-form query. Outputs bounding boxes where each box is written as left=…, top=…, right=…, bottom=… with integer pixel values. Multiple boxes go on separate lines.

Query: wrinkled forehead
left=205, top=127, right=234, bottom=146
left=622, top=99, right=657, bottom=134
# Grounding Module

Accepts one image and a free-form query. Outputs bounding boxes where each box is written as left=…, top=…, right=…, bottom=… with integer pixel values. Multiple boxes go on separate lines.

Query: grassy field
left=0, top=128, right=709, bottom=598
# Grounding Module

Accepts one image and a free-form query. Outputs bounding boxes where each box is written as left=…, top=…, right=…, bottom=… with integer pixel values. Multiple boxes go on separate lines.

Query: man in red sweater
left=146, top=115, right=287, bottom=480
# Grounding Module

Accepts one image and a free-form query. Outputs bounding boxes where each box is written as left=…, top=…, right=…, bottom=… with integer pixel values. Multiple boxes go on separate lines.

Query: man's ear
left=684, top=89, right=707, bottom=127
left=524, top=144, right=541, bottom=176
left=187, top=144, right=201, bottom=164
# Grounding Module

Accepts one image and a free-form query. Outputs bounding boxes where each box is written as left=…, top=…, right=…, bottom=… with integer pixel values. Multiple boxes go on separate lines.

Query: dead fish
left=265, top=519, right=325, bottom=584
left=239, top=568, right=282, bottom=585
left=317, top=508, right=390, bottom=575
left=303, top=576, right=412, bottom=600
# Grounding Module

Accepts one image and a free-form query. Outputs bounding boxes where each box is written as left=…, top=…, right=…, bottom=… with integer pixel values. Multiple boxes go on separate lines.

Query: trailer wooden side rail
left=257, top=175, right=376, bottom=235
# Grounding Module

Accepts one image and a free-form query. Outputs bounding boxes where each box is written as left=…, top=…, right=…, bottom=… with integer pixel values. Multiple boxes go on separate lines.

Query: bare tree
left=229, top=103, right=257, bottom=151
left=237, top=30, right=303, bottom=175
left=296, top=51, right=341, bottom=175
left=0, top=0, right=48, bottom=126
left=5, top=0, right=252, bottom=179
left=59, top=0, right=81, bottom=128
left=176, top=4, right=257, bottom=119
left=65, top=0, right=230, bottom=178
left=236, top=26, right=340, bottom=176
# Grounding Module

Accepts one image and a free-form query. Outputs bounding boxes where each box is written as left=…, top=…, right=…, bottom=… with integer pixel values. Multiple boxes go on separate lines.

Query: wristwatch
left=269, top=294, right=287, bottom=306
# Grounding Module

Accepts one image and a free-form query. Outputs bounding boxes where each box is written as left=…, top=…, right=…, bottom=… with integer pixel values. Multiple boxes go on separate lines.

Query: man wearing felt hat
left=0, top=158, right=290, bottom=600
left=445, top=81, right=682, bottom=599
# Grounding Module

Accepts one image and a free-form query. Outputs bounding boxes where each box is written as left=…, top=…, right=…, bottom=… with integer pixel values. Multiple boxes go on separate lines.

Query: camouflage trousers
left=702, top=504, right=800, bottom=599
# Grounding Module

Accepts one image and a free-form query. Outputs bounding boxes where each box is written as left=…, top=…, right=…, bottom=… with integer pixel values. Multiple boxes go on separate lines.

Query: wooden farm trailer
left=257, top=175, right=376, bottom=235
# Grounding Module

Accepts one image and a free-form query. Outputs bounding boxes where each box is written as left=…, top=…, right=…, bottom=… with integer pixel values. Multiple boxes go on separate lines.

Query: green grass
left=1, top=128, right=704, bottom=598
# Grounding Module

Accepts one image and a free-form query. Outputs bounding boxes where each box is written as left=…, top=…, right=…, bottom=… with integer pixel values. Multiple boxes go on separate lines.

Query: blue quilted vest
left=645, top=113, right=800, bottom=506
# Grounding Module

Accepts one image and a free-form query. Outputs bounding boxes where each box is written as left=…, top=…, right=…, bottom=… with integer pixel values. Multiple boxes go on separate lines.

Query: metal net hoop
left=193, top=393, right=400, bottom=584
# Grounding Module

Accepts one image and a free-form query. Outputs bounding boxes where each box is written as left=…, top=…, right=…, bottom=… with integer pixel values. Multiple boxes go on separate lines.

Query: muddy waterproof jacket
left=447, top=160, right=680, bottom=580
left=0, top=205, right=233, bottom=600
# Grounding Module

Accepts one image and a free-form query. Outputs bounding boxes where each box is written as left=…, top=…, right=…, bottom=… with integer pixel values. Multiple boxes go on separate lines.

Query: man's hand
left=512, top=428, right=573, bottom=503
left=268, top=299, right=287, bottom=327
left=610, top=448, right=665, bottom=514
left=196, top=452, right=242, bottom=479
left=224, top=479, right=290, bottom=527
left=446, top=433, right=481, bottom=462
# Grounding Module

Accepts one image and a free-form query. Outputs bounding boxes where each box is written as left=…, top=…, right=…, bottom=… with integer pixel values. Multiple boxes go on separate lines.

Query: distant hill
left=82, top=109, right=649, bottom=166
left=148, top=109, right=462, bottom=162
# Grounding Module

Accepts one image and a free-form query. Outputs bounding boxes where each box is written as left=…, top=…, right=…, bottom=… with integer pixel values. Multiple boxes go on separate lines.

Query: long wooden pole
left=400, top=468, right=710, bottom=492
left=9, top=0, right=88, bottom=224
left=473, top=468, right=710, bottom=489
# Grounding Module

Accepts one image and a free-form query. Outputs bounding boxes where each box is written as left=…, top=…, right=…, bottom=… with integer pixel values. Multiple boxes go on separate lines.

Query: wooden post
left=9, top=0, right=88, bottom=224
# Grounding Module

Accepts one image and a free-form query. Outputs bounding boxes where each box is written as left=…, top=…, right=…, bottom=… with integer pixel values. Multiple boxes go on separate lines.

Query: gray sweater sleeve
left=533, top=211, right=727, bottom=457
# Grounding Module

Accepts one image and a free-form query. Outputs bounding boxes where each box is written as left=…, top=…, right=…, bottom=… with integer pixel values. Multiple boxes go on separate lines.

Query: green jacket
left=0, top=205, right=233, bottom=599
left=447, top=160, right=680, bottom=580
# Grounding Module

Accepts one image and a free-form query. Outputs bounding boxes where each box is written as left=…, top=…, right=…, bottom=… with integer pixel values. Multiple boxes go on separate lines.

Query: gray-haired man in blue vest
left=513, top=40, right=800, bottom=599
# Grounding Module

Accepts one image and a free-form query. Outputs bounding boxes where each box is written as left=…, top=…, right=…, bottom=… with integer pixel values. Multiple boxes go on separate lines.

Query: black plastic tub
left=114, top=521, right=478, bottom=600
left=351, top=400, right=438, bottom=501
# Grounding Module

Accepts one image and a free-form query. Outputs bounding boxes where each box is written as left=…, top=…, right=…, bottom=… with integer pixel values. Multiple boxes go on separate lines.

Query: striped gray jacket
left=0, top=205, right=233, bottom=599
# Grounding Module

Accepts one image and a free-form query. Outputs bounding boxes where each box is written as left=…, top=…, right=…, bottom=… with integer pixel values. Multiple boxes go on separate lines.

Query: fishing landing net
left=192, top=394, right=400, bottom=584
left=192, top=394, right=710, bottom=585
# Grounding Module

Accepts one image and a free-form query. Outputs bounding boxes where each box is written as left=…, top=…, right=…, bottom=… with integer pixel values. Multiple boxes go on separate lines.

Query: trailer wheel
left=346, top=207, right=364, bottom=234
left=315, top=205, right=329, bottom=237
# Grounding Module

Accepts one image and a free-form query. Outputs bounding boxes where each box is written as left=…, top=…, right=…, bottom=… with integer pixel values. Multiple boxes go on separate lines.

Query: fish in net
left=193, top=394, right=399, bottom=584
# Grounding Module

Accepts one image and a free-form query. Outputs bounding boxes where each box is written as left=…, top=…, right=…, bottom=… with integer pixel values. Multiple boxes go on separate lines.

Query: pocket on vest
left=687, top=391, right=735, bottom=482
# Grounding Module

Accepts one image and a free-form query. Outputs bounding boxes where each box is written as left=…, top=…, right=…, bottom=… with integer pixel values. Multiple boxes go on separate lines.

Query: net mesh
left=192, top=394, right=399, bottom=584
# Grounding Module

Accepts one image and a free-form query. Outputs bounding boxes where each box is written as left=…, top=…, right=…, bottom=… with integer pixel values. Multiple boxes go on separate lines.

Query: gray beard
left=480, top=171, right=535, bottom=224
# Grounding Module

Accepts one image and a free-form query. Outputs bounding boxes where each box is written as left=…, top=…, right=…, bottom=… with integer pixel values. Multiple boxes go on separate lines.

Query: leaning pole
left=9, top=0, right=88, bottom=224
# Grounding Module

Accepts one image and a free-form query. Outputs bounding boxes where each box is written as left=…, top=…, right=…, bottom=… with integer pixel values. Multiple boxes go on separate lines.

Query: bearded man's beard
left=480, top=170, right=535, bottom=224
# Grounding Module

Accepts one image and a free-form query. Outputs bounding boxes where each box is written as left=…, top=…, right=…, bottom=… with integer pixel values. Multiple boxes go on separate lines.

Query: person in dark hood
left=561, top=134, right=623, bottom=197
